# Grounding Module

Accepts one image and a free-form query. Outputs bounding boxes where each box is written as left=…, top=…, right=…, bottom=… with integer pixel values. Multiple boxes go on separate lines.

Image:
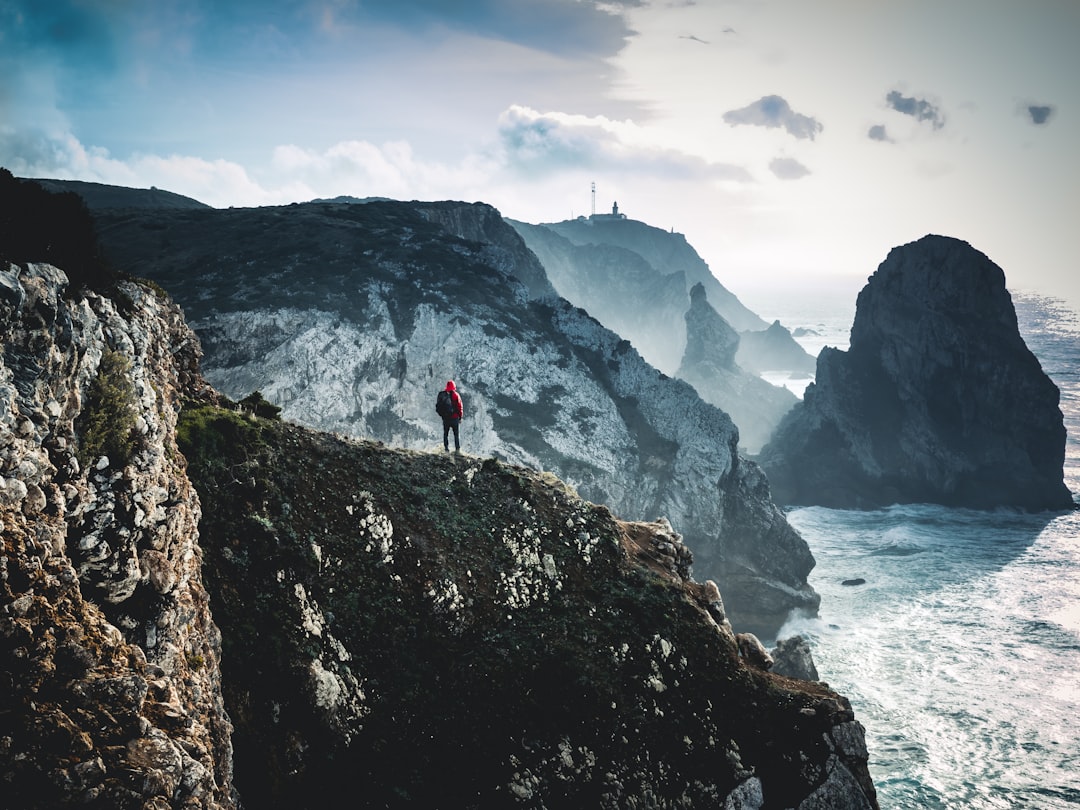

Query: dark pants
left=442, top=418, right=460, bottom=450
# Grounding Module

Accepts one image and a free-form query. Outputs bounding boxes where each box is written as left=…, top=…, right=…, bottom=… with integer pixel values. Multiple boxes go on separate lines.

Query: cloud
left=769, top=157, right=810, bottom=180
left=1022, top=103, right=1055, bottom=126
left=867, top=125, right=892, bottom=142
left=722, top=96, right=823, bottom=141
left=885, top=90, right=945, bottom=129
left=0, top=126, right=281, bottom=208
left=496, top=105, right=752, bottom=181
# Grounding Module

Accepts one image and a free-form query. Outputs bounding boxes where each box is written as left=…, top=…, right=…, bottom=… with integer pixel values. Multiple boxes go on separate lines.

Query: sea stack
left=758, top=234, right=1073, bottom=511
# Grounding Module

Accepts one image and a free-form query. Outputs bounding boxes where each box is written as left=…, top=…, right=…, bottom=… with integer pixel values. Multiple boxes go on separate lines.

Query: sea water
left=751, top=289, right=1080, bottom=809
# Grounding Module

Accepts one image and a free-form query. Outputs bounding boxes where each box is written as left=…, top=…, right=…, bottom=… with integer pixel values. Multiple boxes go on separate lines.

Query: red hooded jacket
left=443, top=381, right=463, bottom=420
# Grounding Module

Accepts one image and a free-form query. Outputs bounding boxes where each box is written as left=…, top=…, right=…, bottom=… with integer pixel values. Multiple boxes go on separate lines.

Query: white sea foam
left=770, top=291, right=1080, bottom=809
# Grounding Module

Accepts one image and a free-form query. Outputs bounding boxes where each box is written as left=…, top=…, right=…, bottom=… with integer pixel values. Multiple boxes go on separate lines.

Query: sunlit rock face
left=92, top=196, right=818, bottom=633
left=0, top=262, right=234, bottom=809
left=676, top=283, right=797, bottom=454
left=758, top=234, right=1074, bottom=511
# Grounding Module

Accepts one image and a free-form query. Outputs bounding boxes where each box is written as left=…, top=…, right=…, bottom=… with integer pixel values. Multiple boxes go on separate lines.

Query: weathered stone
left=736, top=632, right=774, bottom=671
left=771, top=635, right=820, bottom=681
left=1, top=259, right=232, bottom=809
left=92, top=197, right=820, bottom=636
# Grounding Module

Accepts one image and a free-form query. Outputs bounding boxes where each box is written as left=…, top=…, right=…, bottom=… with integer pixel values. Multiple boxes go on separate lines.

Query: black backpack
left=436, top=389, right=455, bottom=418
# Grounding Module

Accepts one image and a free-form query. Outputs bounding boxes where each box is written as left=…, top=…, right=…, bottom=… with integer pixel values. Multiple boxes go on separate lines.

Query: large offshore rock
left=758, top=234, right=1074, bottom=511
left=736, top=319, right=818, bottom=378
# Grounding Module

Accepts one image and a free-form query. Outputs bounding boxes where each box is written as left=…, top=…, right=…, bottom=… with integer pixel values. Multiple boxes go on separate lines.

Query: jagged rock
left=758, top=234, right=1074, bottom=511
left=676, top=283, right=798, bottom=453
left=4, top=191, right=878, bottom=809
left=0, top=262, right=233, bottom=809
left=737, top=319, right=817, bottom=377
left=87, top=194, right=819, bottom=634
left=736, top=633, right=774, bottom=671
left=771, top=635, right=820, bottom=681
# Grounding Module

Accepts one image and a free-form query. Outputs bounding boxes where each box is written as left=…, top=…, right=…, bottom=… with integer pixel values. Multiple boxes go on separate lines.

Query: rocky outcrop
left=178, top=399, right=878, bottom=810
left=415, top=201, right=556, bottom=300
left=771, top=636, right=820, bottom=681
left=89, top=195, right=819, bottom=634
left=0, top=262, right=234, bottom=809
left=758, top=235, right=1074, bottom=510
left=736, top=319, right=817, bottom=377
left=676, top=283, right=798, bottom=453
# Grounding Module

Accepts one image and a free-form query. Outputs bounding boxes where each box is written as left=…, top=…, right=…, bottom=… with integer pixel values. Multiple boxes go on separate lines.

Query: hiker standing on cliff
left=436, top=380, right=464, bottom=452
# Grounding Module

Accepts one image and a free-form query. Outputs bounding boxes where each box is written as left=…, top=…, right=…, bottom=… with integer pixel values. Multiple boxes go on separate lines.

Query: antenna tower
left=591, top=182, right=596, bottom=216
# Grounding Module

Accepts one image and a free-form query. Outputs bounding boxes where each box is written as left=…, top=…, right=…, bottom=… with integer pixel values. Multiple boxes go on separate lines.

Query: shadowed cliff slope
left=177, top=401, right=878, bottom=809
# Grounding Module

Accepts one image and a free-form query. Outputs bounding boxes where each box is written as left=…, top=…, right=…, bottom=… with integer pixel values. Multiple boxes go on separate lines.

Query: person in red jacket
left=437, top=380, right=464, bottom=452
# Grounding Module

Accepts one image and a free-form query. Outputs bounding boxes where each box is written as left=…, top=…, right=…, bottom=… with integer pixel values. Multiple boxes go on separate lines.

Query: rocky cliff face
left=178, top=398, right=877, bottom=810
left=526, top=216, right=767, bottom=334
left=758, top=234, right=1074, bottom=511
left=2, top=258, right=879, bottom=809
left=90, top=196, right=818, bottom=633
left=1, top=262, right=234, bottom=809
left=676, top=283, right=797, bottom=453
left=510, top=219, right=805, bottom=451
left=509, top=219, right=693, bottom=374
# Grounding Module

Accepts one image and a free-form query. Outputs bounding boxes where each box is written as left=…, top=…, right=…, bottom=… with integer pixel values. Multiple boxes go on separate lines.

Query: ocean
left=746, top=287, right=1080, bottom=809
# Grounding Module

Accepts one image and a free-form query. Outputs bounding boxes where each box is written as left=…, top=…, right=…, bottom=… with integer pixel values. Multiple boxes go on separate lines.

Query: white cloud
left=769, top=157, right=810, bottom=180
left=722, top=96, right=824, bottom=141
left=496, top=105, right=751, bottom=181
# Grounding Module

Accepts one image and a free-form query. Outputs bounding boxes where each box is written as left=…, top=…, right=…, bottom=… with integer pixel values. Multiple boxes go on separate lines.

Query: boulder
left=771, top=635, right=820, bottom=681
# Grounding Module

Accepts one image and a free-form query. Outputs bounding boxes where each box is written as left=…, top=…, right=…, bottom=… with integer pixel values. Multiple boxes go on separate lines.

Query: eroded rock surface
left=178, top=402, right=877, bottom=810
left=2, top=255, right=876, bottom=810
left=89, top=195, right=818, bottom=632
left=0, top=262, right=233, bottom=809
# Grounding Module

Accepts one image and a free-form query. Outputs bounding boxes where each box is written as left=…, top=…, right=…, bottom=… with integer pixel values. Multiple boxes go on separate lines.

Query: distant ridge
left=27, top=178, right=211, bottom=211
left=308, top=195, right=394, bottom=205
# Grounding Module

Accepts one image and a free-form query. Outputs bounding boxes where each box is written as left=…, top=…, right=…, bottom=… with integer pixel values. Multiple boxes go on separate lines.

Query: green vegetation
left=176, top=402, right=268, bottom=482
left=237, top=390, right=282, bottom=420
left=77, top=350, right=138, bottom=468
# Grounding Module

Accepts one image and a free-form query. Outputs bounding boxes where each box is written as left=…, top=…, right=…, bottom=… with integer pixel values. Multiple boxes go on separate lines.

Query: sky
left=3, top=0, right=1079, bottom=312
